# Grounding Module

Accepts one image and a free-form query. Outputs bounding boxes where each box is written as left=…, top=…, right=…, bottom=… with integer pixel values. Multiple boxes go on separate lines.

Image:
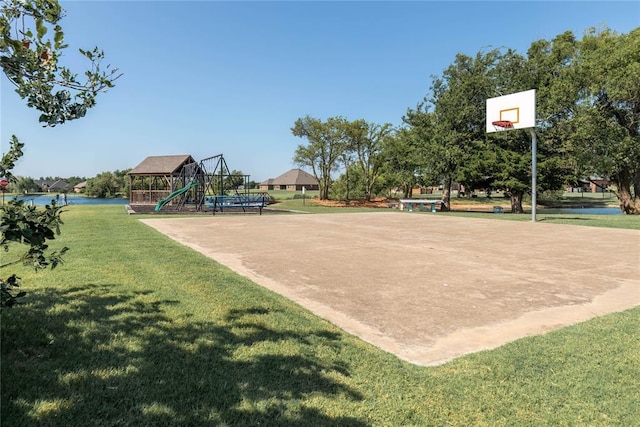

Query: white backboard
left=486, top=89, right=536, bottom=133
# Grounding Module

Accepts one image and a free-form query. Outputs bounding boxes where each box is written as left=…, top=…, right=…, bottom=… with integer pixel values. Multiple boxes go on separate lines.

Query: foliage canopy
left=1, top=0, right=121, bottom=126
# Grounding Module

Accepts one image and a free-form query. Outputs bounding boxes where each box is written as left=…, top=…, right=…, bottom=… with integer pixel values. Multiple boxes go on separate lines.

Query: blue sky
left=2, top=1, right=639, bottom=182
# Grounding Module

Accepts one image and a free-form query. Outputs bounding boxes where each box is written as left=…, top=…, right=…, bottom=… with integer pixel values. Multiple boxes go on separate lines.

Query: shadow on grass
left=1, top=284, right=367, bottom=426
left=538, top=216, right=593, bottom=222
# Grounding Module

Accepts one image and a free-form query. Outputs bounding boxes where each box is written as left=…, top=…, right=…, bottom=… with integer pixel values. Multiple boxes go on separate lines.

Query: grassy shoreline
left=2, top=205, right=638, bottom=425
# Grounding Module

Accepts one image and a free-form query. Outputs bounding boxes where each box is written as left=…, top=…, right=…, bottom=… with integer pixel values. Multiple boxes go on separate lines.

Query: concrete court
left=140, top=212, right=640, bottom=366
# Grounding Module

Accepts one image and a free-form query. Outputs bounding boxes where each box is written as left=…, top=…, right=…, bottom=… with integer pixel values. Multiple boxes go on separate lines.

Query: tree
left=227, top=170, right=246, bottom=191
left=570, top=27, right=640, bottom=214
left=7, top=175, right=39, bottom=193
left=403, top=50, right=500, bottom=210
left=346, top=120, right=394, bottom=201
left=420, top=43, right=577, bottom=213
left=292, top=116, right=349, bottom=200
left=85, top=172, right=115, bottom=198
left=207, top=166, right=244, bottom=195
left=502, top=27, right=639, bottom=214
left=378, top=127, right=426, bottom=199
left=85, top=169, right=129, bottom=198
left=524, top=31, right=583, bottom=199
left=331, top=163, right=366, bottom=200
left=490, top=134, right=533, bottom=213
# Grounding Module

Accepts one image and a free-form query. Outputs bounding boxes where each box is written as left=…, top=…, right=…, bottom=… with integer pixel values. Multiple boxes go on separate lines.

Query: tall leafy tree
left=507, top=27, right=639, bottom=214
left=405, top=50, right=499, bottom=210
left=292, top=115, right=349, bottom=200
left=85, top=169, right=130, bottom=198
left=570, top=27, right=640, bottom=214
left=408, top=44, right=579, bottom=213
left=346, top=120, right=394, bottom=201
left=378, top=127, right=426, bottom=199
left=402, top=26, right=638, bottom=216
left=525, top=31, right=583, bottom=195
left=85, top=171, right=117, bottom=198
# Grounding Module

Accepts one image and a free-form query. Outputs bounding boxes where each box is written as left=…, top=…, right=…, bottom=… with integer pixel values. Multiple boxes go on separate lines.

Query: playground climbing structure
left=146, top=154, right=270, bottom=213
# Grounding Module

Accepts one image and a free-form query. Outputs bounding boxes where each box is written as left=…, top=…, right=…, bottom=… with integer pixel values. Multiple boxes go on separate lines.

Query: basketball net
left=491, top=120, right=514, bottom=132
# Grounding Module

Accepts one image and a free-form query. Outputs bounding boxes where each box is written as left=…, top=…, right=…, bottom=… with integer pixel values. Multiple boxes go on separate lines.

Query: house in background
left=35, top=179, right=55, bottom=191
left=35, top=179, right=72, bottom=192
left=74, top=181, right=87, bottom=193
left=259, top=169, right=319, bottom=191
left=586, top=176, right=611, bottom=193
left=567, top=176, right=611, bottom=193
left=49, top=180, right=73, bottom=192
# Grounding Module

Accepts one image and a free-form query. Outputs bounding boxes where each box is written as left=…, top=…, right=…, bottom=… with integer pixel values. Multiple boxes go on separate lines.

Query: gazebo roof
left=129, top=155, right=195, bottom=175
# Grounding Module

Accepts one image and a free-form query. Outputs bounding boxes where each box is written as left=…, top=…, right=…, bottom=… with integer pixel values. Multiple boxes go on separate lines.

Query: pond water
left=540, top=207, right=621, bottom=215
left=11, top=194, right=129, bottom=206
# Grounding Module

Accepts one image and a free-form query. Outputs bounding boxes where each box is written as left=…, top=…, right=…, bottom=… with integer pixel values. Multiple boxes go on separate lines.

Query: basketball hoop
left=486, top=89, right=539, bottom=222
left=491, top=120, right=514, bottom=131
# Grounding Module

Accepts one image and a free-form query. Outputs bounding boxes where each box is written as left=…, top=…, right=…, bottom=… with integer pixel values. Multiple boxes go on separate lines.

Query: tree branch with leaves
left=1, top=0, right=121, bottom=126
left=1, top=0, right=119, bottom=307
left=1, top=138, right=68, bottom=307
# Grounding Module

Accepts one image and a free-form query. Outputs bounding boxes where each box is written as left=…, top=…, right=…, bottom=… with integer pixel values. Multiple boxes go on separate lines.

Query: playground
left=128, top=154, right=271, bottom=214
left=141, top=212, right=640, bottom=366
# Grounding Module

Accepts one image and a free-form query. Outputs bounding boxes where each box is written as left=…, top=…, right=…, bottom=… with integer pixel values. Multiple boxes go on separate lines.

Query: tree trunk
left=441, top=176, right=452, bottom=211
left=320, top=176, right=331, bottom=200
left=403, top=183, right=411, bottom=199
left=510, top=191, right=524, bottom=213
left=614, top=172, right=640, bottom=214
left=364, top=167, right=373, bottom=201
left=345, top=165, right=350, bottom=202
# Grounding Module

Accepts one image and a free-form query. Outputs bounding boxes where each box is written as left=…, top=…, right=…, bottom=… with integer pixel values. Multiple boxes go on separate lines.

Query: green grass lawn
left=2, top=205, right=638, bottom=425
left=541, top=190, right=619, bottom=206
left=411, top=190, right=619, bottom=208
left=439, top=211, right=640, bottom=230
left=271, top=197, right=638, bottom=229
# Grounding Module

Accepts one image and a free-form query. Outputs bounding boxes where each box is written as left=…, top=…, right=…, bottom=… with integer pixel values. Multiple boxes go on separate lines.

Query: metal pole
left=530, top=128, right=537, bottom=222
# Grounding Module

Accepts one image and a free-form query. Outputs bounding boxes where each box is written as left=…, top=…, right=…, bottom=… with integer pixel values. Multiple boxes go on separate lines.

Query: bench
left=398, top=199, right=443, bottom=212
left=206, top=195, right=270, bottom=215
